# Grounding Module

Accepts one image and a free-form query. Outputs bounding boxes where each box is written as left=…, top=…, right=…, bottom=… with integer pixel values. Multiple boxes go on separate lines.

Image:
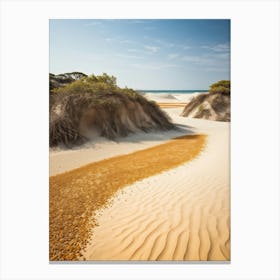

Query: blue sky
left=50, top=19, right=230, bottom=90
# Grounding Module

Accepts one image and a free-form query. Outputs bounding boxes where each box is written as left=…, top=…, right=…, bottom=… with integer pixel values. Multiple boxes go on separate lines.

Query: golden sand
left=82, top=128, right=230, bottom=261
left=157, top=102, right=187, bottom=108
left=49, top=134, right=206, bottom=261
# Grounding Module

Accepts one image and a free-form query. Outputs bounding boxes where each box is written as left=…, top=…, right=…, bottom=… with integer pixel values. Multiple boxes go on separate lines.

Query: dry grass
left=50, top=95, right=174, bottom=147
left=181, top=92, right=230, bottom=121
left=49, top=134, right=207, bottom=261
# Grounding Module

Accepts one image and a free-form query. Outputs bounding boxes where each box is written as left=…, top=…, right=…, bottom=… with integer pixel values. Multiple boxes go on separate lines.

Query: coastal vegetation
left=209, top=80, right=230, bottom=95
left=49, top=72, right=174, bottom=147
left=181, top=80, right=230, bottom=121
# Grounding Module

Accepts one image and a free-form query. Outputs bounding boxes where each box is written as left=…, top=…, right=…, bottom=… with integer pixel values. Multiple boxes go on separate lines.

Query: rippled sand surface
left=82, top=127, right=230, bottom=261
left=50, top=135, right=206, bottom=260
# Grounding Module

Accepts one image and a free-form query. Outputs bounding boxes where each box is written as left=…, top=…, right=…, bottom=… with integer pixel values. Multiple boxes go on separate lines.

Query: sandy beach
left=50, top=92, right=230, bottom=261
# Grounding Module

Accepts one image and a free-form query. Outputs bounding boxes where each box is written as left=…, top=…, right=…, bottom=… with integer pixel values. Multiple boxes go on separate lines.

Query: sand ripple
left=50, top=135, right=206, bottom=261
left=82, top=128, right=230, bottom=261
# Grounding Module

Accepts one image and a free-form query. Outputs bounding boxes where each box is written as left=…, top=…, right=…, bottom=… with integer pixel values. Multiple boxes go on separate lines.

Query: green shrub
left=209, top=80, right=230, bottom=95
left=53, top=73, right=138, bottom=97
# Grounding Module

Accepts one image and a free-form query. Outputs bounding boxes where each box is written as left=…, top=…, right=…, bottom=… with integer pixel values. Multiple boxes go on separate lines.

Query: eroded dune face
left=49, top=93, right=174, bottom=147
left=49, top=72, right=87, bottom=91
left=181, top=92, right=230, bottom=122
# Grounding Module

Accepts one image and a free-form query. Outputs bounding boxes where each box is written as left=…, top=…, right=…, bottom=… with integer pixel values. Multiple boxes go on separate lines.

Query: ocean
left=138, top=90, right=208, bottom=95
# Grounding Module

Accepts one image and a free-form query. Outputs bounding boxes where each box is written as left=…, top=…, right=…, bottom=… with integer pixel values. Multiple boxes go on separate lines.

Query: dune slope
left=181, top=92, right=230, bottom=122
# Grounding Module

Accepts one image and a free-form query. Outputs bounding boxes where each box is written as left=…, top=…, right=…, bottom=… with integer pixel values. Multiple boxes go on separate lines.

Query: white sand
left=143, top=92, right=203, bottom=103
left=50, top=126, right=191, bottom=176
left=50, top=94, right=230, bottom=261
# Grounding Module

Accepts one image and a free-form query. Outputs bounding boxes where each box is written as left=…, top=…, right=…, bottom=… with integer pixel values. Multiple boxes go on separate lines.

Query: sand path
left=82, top=121, right=230, bottom=261
left=50, top=134, right=206, bottom=260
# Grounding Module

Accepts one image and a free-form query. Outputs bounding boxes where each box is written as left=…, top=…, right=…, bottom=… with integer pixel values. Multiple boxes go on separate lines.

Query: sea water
left=138, top=89, right=208, bottom=95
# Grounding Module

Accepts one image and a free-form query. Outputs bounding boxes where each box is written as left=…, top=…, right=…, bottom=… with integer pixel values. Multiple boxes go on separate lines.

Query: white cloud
left=182, top=49, right=230, bottom=67
left=182, top=55, right=213, bottom=65
left=211, top=52, right=230, bottom=59
left=204, top=67, right=229, bottom=72
left=144, top=45, right=160, bottom=53
left=117, top=54, right=144, bottom=59
left=167, top=53, right=179, bottom=60
left=120, top=40, right=135, bottom=44
left=105, top=38, right=113, bottom=43
left=132, top=63, right=180, bottom=70
left=127, top=48, right=139, bottom=53
left=155, top=39, right=174, bottom=48
left=201, top=43, right=230, bottom=52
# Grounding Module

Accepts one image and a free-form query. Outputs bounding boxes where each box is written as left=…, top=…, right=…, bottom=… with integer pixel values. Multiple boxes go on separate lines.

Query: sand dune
left=144, top=92, right=202, bottom=104
left=82, top=121, right=230, bottom=261
left=50, top=74, right=174, bottom=147
left=144, top=93, right=178, bottom=100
